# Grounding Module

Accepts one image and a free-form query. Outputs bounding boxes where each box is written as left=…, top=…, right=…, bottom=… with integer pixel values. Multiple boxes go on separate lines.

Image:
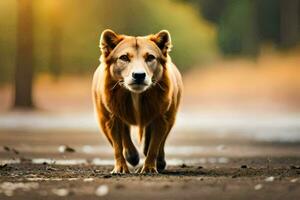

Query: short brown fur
left=92, top=29, right=183, bottom=174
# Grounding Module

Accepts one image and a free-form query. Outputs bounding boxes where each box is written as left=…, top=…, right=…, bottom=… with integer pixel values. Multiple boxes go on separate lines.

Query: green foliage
left=187, top=0, right=227, bottom=24
left=0, top=0, right=217, bottom=84
left=186, top=0, right=300, bottom=56
left=256, top=0, right=280, bottom=44
left=218, top=0, right=258, bottom=56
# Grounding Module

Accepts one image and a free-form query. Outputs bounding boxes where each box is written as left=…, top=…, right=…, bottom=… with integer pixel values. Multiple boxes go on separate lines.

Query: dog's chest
left=125, top=93, right=143, bottom=125
left=108, top=88, right=167, bottom=126
left=131, top=93, right=139, bottom=114
left=108, top=91, right=140, bottom=125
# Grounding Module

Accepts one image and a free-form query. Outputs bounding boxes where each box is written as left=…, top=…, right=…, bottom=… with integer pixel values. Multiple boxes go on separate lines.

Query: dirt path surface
left=0, top=129, right=300, bottom=200
left=1, top=162, right=300, bottom=200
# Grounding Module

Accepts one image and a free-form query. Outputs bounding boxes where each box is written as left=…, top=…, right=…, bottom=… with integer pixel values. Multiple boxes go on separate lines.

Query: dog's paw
left=156, top=158, right=166, bottom=172
left=110, top=163, right=130, bottom=174
left=124, top=148, right=140, bottom=167
left=136, top=165, right=158, bottom=174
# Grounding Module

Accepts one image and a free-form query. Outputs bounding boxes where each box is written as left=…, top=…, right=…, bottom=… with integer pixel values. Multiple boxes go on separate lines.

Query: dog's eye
left=145, top=54, right=156, bottom=62
left=119, top=55, right=130, bottom=62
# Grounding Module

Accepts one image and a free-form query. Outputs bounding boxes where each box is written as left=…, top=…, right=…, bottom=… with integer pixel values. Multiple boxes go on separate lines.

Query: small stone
left=95, top=185, right=109, bottom=196
left=83, top=178, right=94, bottom=182
left=265, top=176, right=275, bottom=182
left=254, top=184, right=263, bottom=190
left=180, top=163, right=187, bottom=168
left=67, top=178, right=79, bottom=181
left=232, top=175, right=238, bottom=178
left=0, top=164, right=8, bottom=169
left=64, top=146, right=75, bottom=153
left=103, top=174, right=112, bottom=179
left=58, top=145, right=75, bottom=153
left=3, top=146, right=10, bottom=152
left=52, top=188, right=69, bottom=197
left=241, top=165, right=248, bottom=169
left=290, top=178, right=298, bottom=183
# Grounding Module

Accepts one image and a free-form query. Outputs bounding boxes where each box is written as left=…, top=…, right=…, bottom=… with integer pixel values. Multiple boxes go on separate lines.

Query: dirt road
left=0, top=129, right=300, bottom=200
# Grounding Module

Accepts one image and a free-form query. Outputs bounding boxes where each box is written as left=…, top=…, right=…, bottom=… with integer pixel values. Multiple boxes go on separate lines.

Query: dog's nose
left=132, top=72, right=146, bottom=83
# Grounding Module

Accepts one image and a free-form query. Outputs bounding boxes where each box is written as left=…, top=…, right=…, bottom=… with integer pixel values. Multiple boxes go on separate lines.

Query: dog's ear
left=150, top=30, right=172, bottom=56
left=100, top=29, right=123, bottom=57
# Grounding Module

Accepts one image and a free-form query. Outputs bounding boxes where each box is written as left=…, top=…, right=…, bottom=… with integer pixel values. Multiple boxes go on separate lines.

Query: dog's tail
left=138, top=126, right=144, bottom=143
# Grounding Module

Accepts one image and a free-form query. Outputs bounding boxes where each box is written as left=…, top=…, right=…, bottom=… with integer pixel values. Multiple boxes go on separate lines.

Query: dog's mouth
left=125, top=82, right=150, bottom=93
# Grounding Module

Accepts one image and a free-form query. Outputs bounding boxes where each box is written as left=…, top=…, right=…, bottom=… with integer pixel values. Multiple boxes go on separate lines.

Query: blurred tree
left=256, top=0, right=280, bottom=44
left=0, top=1, right=16, bottom=84
left=280, top=0, right=300, bottom=48
left=14, top=0, right=34, bottom=108
left=218, top=0, right=259, bottom=56
left=187, top=0, right=226, bottom=24
left=48, top=0, right=63, bottom=78
left=187, top=0, right=300, bottom=55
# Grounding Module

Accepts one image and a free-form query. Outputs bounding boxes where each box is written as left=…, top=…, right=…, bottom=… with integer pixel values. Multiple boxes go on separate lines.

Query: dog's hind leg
left=122, top=125, right=140, bottom=166
left=156, top=105, right=178, bottom=172
left=156, top=134, right=168, bottom=172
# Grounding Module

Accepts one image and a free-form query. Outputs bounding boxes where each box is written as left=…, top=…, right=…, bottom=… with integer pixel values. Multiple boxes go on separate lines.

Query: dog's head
left=99, top=29, right=172, bottom=93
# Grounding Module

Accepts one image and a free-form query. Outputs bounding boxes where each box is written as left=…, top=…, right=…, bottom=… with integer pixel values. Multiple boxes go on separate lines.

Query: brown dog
left=92, top=29, right=183, bottom=174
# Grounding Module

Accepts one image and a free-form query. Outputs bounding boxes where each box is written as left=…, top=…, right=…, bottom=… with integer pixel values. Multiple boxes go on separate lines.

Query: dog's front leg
left=140, top=116, right=168, bottom=174
left=107, top=117, right=130, bottom=174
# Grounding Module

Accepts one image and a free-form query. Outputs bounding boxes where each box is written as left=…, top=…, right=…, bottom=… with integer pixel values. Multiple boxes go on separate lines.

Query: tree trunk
left=49, top=0, right=62, bottom=78
left=280, top=0, right=300, bottom=48
left=14, top=0, right=34, bottom=108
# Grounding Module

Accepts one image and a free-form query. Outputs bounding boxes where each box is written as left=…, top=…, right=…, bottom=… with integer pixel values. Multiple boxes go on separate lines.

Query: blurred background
left=0, top=0, right=300, bottom=165
left=1, top=0, right=300, bottom=114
